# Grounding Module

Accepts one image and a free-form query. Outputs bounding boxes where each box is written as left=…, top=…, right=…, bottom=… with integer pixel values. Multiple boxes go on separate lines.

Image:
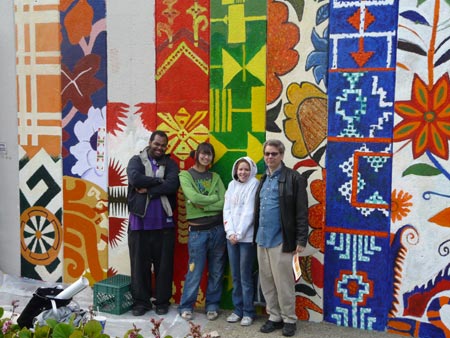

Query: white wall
left=0, top=0, right=20, bottom=276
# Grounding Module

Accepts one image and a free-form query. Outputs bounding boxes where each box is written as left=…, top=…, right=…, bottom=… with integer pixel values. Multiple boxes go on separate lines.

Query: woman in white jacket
left=223, top=156, right=259, bottom=326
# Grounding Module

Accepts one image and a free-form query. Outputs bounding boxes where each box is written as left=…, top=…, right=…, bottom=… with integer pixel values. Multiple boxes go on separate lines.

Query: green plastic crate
left=93, top=274, right=133, bottom=315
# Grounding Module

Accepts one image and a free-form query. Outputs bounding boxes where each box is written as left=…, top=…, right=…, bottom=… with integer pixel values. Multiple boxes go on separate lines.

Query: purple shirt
left=129, top=199, right=174, bottom=230
left=129, top=155, right=174, bottom=231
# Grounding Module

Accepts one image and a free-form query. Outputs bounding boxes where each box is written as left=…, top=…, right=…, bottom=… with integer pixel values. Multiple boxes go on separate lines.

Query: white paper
left=292, top=254, right=302, bottom=282
left=55, top=277, right=89, bottom=299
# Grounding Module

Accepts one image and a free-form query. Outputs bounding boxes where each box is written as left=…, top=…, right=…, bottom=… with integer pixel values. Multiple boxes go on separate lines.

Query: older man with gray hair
left=253, top=139, right=309, bottom=337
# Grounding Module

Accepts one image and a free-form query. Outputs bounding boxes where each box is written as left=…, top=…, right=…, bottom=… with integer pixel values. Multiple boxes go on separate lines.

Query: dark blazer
left=253, top=162, right=309, bottom=252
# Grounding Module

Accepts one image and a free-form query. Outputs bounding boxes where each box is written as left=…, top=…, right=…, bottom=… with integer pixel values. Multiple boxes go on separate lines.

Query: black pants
left=128, top=228, right=175, bottom=309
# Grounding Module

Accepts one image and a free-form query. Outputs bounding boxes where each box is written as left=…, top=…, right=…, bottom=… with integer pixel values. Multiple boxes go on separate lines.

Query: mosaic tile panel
left=15, top=0, right=63, bottom=281
left=324, top=232, right=391, bottom=330
left=324, top=0, right=399, bottom=331
left=210, top=0, right=267, bottom=180
left=327, top=71, right=394, bottom=138
left=19, top=149, right=63, bottom=281
left=326, top=140, right=392, bottom=232
left=60, top=0, right=108, bottom=284
left=387, top=0, right=450, bottom=337
left=268, top=0, right=330, bottom=322
left=155, top=0, right=210, bottom=305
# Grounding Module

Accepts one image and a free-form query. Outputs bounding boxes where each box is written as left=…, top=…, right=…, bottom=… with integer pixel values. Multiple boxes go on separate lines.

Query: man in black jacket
left=253, top=139, right=309, bottom=337
left=127, top=130, right=179, bottom=316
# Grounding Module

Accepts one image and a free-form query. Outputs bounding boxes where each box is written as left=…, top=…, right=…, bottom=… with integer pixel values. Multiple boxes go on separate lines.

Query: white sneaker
left=227, top=312, right=241, bottom=323
left=241, top=316, right=253, bottom=326
left=206, top=311, right=219, bottom=321
left=181, top=311, right=193, bottom=321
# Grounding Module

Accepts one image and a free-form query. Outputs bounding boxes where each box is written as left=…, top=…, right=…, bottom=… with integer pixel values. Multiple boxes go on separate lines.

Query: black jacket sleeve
left=147, top=156, right=180, bottom=198
left=127, top=155, right=162, bottom=188
left=294, top=173, right=309, bottom=248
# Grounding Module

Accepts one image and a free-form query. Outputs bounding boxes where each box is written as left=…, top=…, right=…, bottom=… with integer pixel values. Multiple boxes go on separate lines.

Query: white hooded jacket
left=223, top=156, right=259, bottom=243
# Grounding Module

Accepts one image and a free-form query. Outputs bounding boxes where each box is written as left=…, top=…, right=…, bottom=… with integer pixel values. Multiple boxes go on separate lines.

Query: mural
left=155, top=0, right=210, bottom=305
left=266, top=0, right=328, bottom=322
left=388, top=0, right=450, bottom=337
left=106, top=0, right=157, bottom=279
left=324, top=0, right=398, bottom=331
left=16, top=0, right=64, bottom=281
left=60, top=0, right=108, bottom=284
left=209, top=0, right=267, bottom=309
left=12, top=0, right=450, bottom=336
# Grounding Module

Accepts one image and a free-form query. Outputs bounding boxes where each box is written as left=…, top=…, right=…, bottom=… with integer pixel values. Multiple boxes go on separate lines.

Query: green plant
left=0, top=301, right=109, bottom=338
left=1, top=300, right=22, bottom=338
left=1, top=302, right=213, bottom=338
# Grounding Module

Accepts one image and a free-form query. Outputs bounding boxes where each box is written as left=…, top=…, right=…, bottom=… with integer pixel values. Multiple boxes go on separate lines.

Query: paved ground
left=0, top=272, right=398, bottom=338
left=203, top=311, right=398, bottom=338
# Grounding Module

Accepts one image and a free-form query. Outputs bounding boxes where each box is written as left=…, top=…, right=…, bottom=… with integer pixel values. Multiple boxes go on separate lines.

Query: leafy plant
left=0, top=301, right=107, bottom=338
left=1, top=302, right=213, bottom=338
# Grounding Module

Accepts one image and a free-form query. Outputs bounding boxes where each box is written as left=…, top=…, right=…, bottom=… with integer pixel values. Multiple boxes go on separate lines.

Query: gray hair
left=263, top=139, right=285, bottom=154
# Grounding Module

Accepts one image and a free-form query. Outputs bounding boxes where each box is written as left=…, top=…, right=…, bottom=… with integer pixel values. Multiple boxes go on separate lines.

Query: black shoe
left=155, top=306, right=169, bottom=315
left=282, top=323, right=297, bottom=337
left=132, top=306, right=149, bottom=316
left=260, top=320, right=284, bottom=333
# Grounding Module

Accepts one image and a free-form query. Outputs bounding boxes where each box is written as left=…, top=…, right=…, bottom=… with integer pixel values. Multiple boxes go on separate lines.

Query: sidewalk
left=0, top=272, right=397, bottom=337
left=203, top=312, right=398, bottom=338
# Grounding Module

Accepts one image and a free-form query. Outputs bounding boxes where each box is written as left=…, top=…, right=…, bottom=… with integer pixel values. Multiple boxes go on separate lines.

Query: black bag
left=17, top=287, right=72, bottom=328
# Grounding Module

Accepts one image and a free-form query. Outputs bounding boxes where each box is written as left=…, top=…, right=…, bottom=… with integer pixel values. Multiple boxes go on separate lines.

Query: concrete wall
left=0, top=0, right=20, bottom=276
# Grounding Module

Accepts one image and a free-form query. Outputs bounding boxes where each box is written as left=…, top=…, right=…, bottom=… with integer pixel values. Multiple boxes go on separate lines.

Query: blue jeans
left=179, top=225, right=227, bottom=313
left=227, top=241, right=256, bottom=318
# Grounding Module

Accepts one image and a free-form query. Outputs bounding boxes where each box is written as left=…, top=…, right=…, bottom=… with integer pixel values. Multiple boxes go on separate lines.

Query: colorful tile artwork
left=11, top=0, right=450, bottom=335
left=387, top=1, right=450, bottom=337
left=324, top=0, right=398, bottom=331
left=209, top=0, right=266, bottom=179
left=15, top=0, right=63, bottom=282
left=59, top=0, right=108, bottom=284
left=155, top=0, right=210, bottom=305
left=266, top=0, right=328, bottom=322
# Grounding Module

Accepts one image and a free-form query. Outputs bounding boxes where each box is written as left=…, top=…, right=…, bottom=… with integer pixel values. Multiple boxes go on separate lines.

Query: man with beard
left=127, top=130, right=180, bottom=316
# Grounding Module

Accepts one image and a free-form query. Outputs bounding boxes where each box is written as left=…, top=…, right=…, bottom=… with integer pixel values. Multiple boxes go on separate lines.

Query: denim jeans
left=227, top=241, right=256, bottom=318
left=179, top=225, right=227, bottom=313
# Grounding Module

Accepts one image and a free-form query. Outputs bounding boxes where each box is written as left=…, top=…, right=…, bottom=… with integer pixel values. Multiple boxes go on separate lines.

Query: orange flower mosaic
left=394, top=73, right=450, bottom=160
left=390, top=189, right=413, bottom=223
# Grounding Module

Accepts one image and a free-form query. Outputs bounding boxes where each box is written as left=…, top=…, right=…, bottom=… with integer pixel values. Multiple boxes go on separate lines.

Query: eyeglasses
left=264, top=152, right=280, bottom=157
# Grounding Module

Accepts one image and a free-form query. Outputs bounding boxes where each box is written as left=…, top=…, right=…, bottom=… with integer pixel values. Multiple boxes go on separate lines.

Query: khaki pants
left=257, top=243, right=297, bottom=324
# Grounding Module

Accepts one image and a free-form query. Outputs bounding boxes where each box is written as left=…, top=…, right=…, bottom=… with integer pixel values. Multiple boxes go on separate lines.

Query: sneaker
left=240, top=316, right=253, bottom=326
left=181, top=311, right=193, bottom=321
left=227, top=312, right=241, bottom=323
left=260, top=320, right=283, bottom=333
left=282, top=323, right=297, bottom=337
left=206, top=311, right=219, bottom=321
